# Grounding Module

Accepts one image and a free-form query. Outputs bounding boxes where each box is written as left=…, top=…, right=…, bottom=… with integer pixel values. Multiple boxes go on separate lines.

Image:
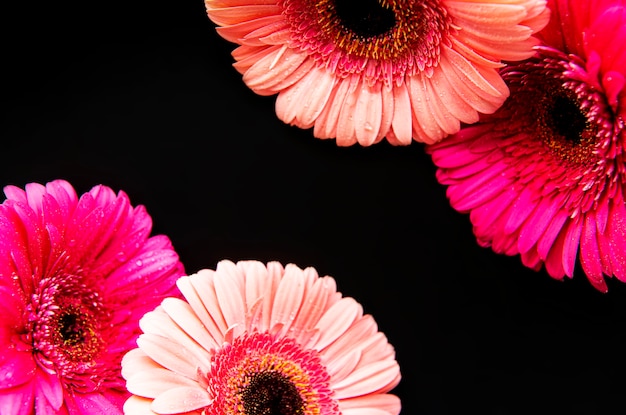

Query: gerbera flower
left=204, top=0, right=550, bottom=146
left=0, top=179, right=186, bottom=414
left=121, top=259, right=401, bottom=415
left=425, top=0, right=626, bottom=292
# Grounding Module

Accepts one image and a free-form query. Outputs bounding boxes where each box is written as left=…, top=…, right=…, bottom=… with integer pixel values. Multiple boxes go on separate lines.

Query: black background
left=2, top=1, right=626, bottom=413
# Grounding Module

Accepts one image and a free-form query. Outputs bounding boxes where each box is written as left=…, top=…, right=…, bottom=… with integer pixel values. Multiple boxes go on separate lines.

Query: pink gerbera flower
left=121, top=259, right=401, bottom=415
left=204, top=0, right=550, bottom=146
left=0, top=179, right=186, bottom=414
left=426, top=0, right=626, bottom=292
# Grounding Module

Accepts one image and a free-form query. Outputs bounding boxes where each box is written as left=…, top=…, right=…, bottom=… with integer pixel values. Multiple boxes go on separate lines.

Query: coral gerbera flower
left=425, top=0, right=626, bottom=292
left=121, top=259, right=401, bottom=415
left=0, top=179, right=186, bottom=414
left=204, top=0, right=550, bottom=146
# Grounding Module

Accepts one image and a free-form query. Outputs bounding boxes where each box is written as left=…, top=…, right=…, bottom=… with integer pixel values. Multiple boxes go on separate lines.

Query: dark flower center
left=334, top=0, right=396, bottom=39
left=544, top=91, right=587, bottom=145
left=241, top=371, right=305, bottom=415
left=535, top=81, right=599, bottom=164
left=59, top=312, right=85, bottom=345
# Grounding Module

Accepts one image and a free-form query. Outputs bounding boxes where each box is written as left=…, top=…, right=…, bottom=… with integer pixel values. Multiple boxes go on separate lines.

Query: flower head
left=205, top=0, right=550, bottom=146
left=0, top=179, right=186, bottom=414
left=426, top=0, right=626, bottom=292
left=121, top=259, right=401, bottom=415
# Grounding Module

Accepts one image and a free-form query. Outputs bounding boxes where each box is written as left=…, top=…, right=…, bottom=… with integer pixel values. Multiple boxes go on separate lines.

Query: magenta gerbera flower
left=121, top=259, right=401, bottom=415
left=426, top=0, right=626, bottom=292
left=204, top=0, right=550, bottom=146
left=0, top=179, right=186, bottom=414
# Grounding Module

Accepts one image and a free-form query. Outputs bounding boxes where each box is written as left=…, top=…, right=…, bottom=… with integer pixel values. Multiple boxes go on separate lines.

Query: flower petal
left=151, top=386, right=213, bottom=414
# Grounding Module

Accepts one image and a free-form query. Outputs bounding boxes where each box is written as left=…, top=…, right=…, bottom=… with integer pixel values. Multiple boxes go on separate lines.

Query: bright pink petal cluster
left=0, top=179, right=186, bottom=414
left=205, top=0, right=549, bottom=146
left=122, top=259, right=401, bottom=415
left=426, top=0, right=626, bottom=291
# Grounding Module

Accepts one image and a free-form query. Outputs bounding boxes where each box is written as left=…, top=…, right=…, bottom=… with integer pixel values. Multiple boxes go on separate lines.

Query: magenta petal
left=579, top=211, right=607, bottom=291
left=35, top=370, right=64, bottom=411
left=606, top=201, right=626, bottom=282
left=518, top=195, right=561, bottom=253
left=0, top=381, right=35, bottom=415
left=0, top=347, right=36, bottom=389
left=69, top=392, right=125, bottom=415
left=106, top=250, right=182, bottom=291
left=562, top=218, right=583, bottom=278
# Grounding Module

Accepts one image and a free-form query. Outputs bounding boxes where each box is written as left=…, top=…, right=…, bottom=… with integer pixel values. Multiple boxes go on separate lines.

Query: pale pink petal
left=139, top=308, right=212, bottom=370
left=336, top=78, right=362, bottom=146
left=188, top=270, right=228, bottom=340
left=332, top=360, right=401, bottom=399
left=126, top=368, right=202, bottom=398
left=175, top=276, right=222, bottom=350
left=339, top=394, right=402, bottom=415
left=213, top=261, right=246, bottom=334
left=375, top=85, right=395, bottom=143
left=321, top=315, right=378, bottom=366
left=136, top=334, right=201, bottom=379
left=206, top=5, right=282, bottom=26
left=325, top=348, right=361, bottom=381
left=313, top=77, right=355, bottom=139
left=407, top=74, right=446, bottom=143
left=123, top=395, right=159, bottom=415
left=160, top=298, right=221, bottom=355
left=275, top=64, right=336, bottom=128
left=354, top=82, right=383, bottom=146
left=342, top=409, right=390, bottom=415
left=242, top=260, right=283, bottom=331
left=151, top=387, right=214, bottom=414
left=430, top=55, right=481, bottom=125
left=243, top=45, right=310, bottom=95
left=269, top=264, right=307, bottom=333
left=290, top=275, right=335, bottom=345
left=353, top=332, right=397, bottom=368
left=314, top=297, right=362, bottom=350
left=121, top=349, right=163, bottom=381
left=441, top=48, right=508, bottom=113
left=215, top=14, right=284, bottom=44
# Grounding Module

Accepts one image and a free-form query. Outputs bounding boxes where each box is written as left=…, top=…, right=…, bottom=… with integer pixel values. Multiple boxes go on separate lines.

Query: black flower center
left=59, top=312, right=86, bottom=345
left=535, top=82, right=599, bottom=164
left=241, top=371, right=304, bottom=415
left=545, top=92, right=587, bottom=145
left=334, top=0, right=396, bottom=38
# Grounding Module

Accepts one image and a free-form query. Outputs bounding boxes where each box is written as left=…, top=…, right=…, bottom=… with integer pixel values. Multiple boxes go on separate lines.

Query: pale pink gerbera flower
left=122, top=259, right=401, bottom=415
left=205, top=0, right=550, bottom=146
left=426, top=0, right=626, bottom=292
left=0, top=179, right=186, bottom=414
